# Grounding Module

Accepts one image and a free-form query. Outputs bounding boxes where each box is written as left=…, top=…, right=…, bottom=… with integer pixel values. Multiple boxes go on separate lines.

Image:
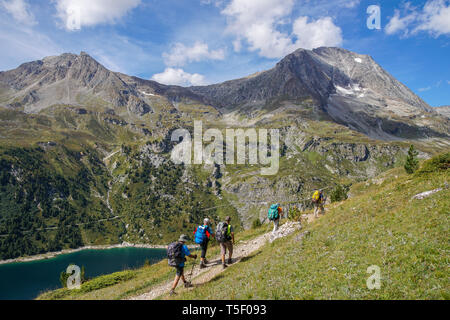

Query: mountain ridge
left=0, top=47, right=447, bottom=141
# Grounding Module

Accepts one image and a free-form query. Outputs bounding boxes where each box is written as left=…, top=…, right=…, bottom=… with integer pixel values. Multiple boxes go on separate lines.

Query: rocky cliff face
left=220, top=125, right=412, bottom=228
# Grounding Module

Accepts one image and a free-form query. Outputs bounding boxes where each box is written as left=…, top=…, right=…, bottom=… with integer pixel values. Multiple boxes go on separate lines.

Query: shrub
left=416, top=152, right=449, bottom=174
left=252, top=218, right=262, bottom=229
left=288, top=206, right=302, bottom=221
left=330, top=184, right=349, bottom=203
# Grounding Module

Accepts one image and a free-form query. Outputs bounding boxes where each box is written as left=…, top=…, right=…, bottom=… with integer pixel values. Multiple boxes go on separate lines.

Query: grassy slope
left=38, top=153, right=449, bottom=300
left=36, top=226, right=268, bottom=300
left=168, top=154, right=449, bottom=300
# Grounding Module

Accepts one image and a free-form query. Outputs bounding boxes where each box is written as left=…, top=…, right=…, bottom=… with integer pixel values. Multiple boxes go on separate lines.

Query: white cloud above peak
left=163, top=41, right=225, bottom=67
left=151, top=68, right=207, bottom=87
left=1, top=0, right=36, bottom=25
left=292, top=16, right=343, bottom=50
left=53, top=0, right=141, bottom=31
left=221, top=0, right=343, bottom=58
left=386, top=0, right=450, bottom=37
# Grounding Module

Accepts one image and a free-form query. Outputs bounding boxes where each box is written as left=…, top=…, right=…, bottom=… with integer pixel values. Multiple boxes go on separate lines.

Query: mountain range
left=1, top=47, right=448, bottom=141
left=0, top=47, right=448, bottom=260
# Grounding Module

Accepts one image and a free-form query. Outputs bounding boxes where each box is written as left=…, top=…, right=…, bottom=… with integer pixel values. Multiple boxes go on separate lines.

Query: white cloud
left=292, top=16, right=343, bottom=50
left=222, top=0, right=295, bottom=58
left=151, top=68, right=207, bottom=86
left=53, top=0, right=141, bottom=31
left=414, top=0, right=450, bottom=36
left=386, top=0, right=450, bottom=37
left=221, top=0, right=343, bottom=58
left=0, top=0, right=36, bottom=25
left=385, top=9, right=416, bottom=36
left=342, top=0, right=360, bottom=8
left=418, top=86, right=432, bottom=92
left=200, top=0, right=224, bottom=7
left=163, top=41, right=225, bottom=67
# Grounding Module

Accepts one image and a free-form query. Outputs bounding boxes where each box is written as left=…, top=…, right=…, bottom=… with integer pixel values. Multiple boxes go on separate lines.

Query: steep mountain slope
left=435, top=106, right=450, bottom=118
left=190, top=47, right=448, bottom=140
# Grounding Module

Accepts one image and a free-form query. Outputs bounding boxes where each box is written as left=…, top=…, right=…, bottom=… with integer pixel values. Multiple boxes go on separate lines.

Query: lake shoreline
left=0, top=242, right=199, bottom=265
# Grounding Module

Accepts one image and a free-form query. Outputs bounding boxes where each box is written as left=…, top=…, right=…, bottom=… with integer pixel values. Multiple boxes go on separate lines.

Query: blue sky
left=0, top=0, right=449, bottom=106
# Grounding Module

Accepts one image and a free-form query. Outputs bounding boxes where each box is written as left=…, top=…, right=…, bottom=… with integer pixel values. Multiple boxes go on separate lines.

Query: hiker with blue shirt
left=193, top=218, right=215, bottom=269
left=168, top=234, right=197, bottom=296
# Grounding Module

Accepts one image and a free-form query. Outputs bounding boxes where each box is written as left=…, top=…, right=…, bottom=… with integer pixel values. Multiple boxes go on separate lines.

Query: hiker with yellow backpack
left=312, top=189, right=325, bottom=218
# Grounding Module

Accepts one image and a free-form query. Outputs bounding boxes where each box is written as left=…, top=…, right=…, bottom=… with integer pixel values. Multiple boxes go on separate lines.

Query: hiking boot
left=184, top=282, right=193, bottom=288
left=169, top=289, right=177, bottom=296
left=227, top=258, right=232, bottom=264
left=200, top=263, right=207, bottom=269
left=222, top=264, right=228, bottom=269
left=203, top=259, right=209, bottom=264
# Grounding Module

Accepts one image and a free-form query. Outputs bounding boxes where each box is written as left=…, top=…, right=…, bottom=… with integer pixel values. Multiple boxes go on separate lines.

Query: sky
left=0, top=0, right=449, bottom=107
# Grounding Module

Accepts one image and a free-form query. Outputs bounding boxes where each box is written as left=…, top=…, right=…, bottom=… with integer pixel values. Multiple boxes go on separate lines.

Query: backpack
left=167, top=242, right=185, bottom=267
left=267, top=204, right=279, bottom=221
left=312, top=191, right=321, bottom=203
left=194, top=225, right=208, bottom=244
left=215, top=222, right=229, bottom=243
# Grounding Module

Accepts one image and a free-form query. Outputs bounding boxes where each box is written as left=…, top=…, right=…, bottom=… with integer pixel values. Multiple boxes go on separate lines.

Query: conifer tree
left=404, top=145, right=419, bottom=174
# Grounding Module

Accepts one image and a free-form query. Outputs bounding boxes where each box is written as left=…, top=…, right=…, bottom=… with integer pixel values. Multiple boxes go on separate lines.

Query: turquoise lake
left=0, top=247, right=167, bottom=300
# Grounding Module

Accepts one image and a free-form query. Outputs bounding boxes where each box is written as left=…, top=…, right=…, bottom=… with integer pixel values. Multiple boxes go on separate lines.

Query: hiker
left=312, top=189, right=325, bottom=218
left=216, top=216, right=235, bottom=269
left=194, top=218, right=215, bottom=269
left=268, top=203, right=282, bottom=233
left=168, top=234, right=197, bottom=296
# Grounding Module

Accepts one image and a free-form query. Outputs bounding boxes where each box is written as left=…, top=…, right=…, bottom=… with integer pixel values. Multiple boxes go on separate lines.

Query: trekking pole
left=188, top=257, right=197, bottom=284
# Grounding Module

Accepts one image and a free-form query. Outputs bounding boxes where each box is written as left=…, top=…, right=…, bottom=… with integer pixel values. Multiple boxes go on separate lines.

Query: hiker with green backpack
left=216, top=216, right=235, bottom=269
left=268, top=203, right=283, bottom=233
left=167, top=234, right=197, bottom=296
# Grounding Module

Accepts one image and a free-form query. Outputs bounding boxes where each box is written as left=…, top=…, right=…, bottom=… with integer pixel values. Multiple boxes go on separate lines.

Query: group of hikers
left=167, top=189, right=326, bottom=295
left=168, top=216, right=235, bottom=295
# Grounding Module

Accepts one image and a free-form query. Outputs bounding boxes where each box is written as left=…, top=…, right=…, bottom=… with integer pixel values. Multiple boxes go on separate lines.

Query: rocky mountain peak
left=0, top=52, right=153, bottom=115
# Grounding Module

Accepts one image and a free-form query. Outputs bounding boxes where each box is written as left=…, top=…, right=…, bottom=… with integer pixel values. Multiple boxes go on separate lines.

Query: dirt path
left=129, top=221, right=302, bottom=300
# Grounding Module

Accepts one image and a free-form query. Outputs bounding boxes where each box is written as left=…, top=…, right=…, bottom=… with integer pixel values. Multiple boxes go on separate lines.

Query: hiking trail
left=128, top=220, right=303, bottom=300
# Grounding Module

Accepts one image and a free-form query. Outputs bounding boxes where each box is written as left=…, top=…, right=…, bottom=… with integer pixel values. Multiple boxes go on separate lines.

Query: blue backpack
left=268, top=204, right=280, bottom=221
left=194, top=225, right=207, bottom=244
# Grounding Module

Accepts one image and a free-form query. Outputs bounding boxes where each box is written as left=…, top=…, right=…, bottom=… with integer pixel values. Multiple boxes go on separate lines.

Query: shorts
left=220, top=241, right=233, bottom=256
left=175, top=265, right=184, bottom=276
